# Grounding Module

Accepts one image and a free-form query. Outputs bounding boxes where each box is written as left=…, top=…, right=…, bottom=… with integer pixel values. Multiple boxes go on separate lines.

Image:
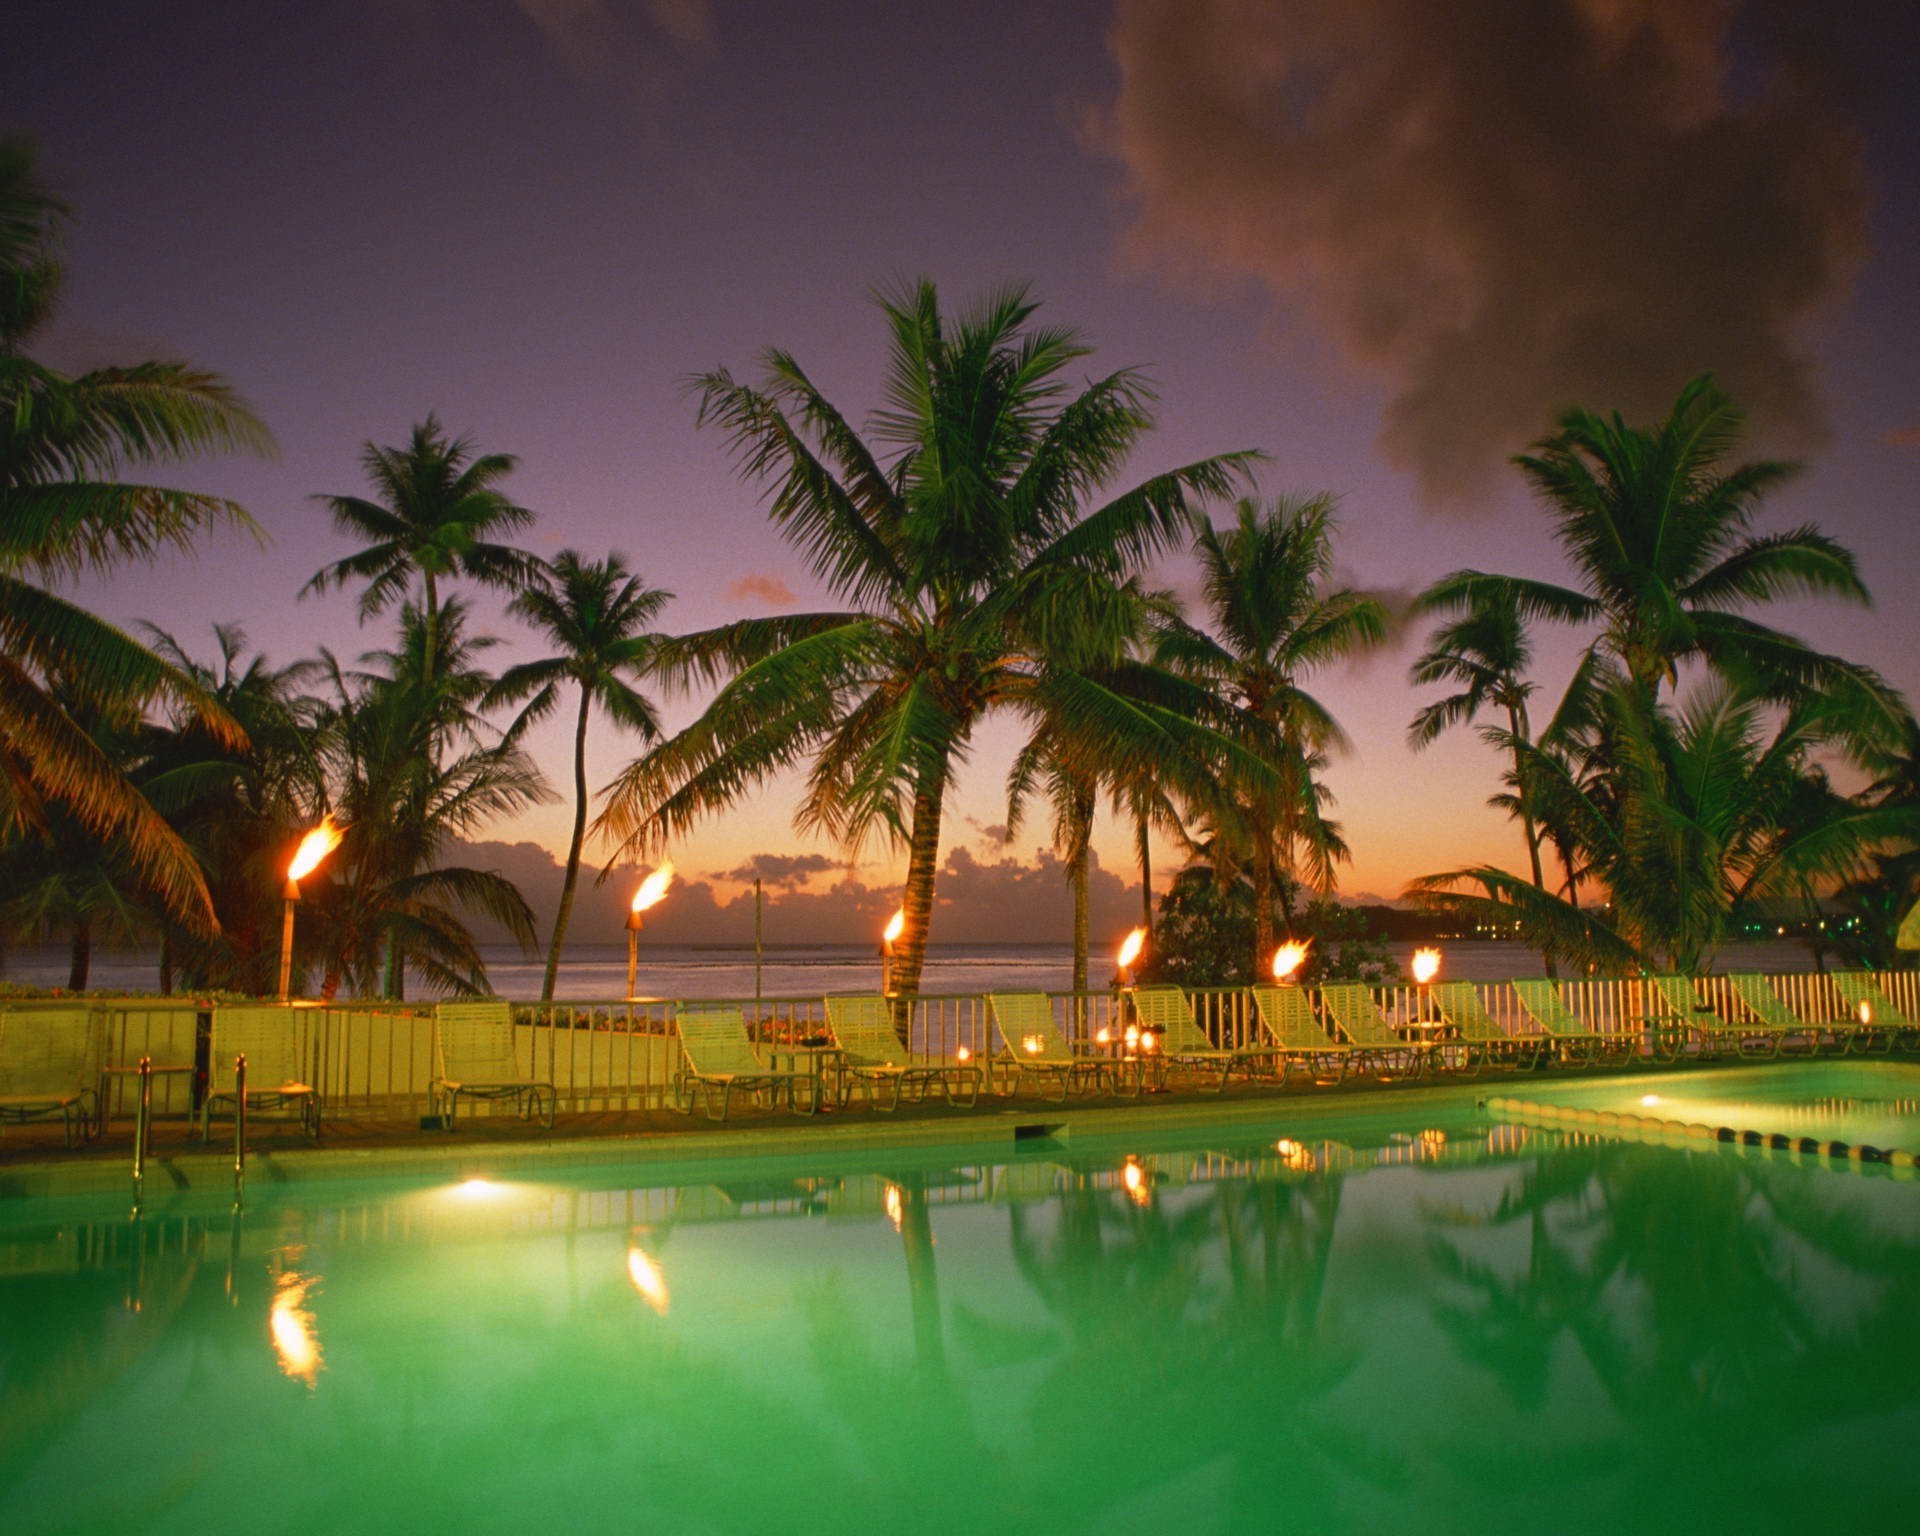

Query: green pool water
left=2, top=1086, right=1917, bottom=1535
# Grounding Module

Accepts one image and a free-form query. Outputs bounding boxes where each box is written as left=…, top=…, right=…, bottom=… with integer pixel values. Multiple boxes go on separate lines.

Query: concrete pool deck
left=6, top=1056, right=1918, bottom=1206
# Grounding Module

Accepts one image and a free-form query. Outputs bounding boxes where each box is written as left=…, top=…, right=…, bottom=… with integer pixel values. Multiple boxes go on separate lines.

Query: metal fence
left=8, top=966, right=1915, bottom=1133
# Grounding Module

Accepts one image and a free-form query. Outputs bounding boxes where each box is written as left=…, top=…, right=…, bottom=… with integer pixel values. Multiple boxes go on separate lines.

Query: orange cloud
left=727, top=573, right=796, bottom=606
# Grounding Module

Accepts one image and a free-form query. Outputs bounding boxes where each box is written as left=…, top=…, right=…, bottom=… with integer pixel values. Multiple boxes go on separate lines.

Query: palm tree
left=307, top=600, right=550, bottom=998
left=599, top=281, right=1260, bottom=997
left=136, top=624, right=326, bottom=993
left=0, top=138, right=272, bottom=930
left=1422, top=374, right=1903, bottom=754
left=1407, top=580, right=1552, bottom=911
left=304, top=416, right=535, bottom=681
left=1411, top=676, right=1920, bottom=973
left=488, top=550, right=670, bottom=1000
left=1155, top=495, right=1388, bottom=969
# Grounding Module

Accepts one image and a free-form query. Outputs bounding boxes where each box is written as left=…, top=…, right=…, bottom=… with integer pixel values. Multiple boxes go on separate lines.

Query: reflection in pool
left=1, top=1110, right=1916, bottom=1535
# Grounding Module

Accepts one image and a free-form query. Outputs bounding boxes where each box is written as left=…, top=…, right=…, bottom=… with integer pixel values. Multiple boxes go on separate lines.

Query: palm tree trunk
left=383, top=939, right=405, bottom=1001
left=1507, top=702, right=1557, bottom=979
left=1136, top=808, right=1154, bottom=938
left=1250, top=811, right=1275, bottom=972
left=888, top=765, right=948, bottom=1002
left=421, top=569, right=440, bottom=683
left=68, top=918, right=92, bottom=991
left=541, top=686, right=594, bottom=1002
left=158, top=931, right=174, bottom=996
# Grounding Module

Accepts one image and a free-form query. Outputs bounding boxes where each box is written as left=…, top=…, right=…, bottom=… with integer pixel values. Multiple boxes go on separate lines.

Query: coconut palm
left=1155, top=495, right=1388, bottom=969
left=599, top=280, right=1260, bottom=997
left=1421, top=375, right=1903, bottom=755
left=1408, top=580, right=1547, bottom=887
left=135, top=624, right=326, bottom=993
left=0, top=138, right=272, bottom=929
left=1411, top=676, right=1920, bottom=973
left=488, top=550, right=670, bottom=1000
left=306, top=600, right=550, bottom=998
left=304, top=416, right=535, bottom=681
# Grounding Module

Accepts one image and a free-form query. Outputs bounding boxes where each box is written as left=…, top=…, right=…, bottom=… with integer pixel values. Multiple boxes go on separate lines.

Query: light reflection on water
left=1, top=1114, right=1916, bottom=1535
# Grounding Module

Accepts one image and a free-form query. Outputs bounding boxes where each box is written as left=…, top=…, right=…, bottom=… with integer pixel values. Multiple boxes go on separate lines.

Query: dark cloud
left=1097, top=0, right=1877, bottom=501
left=726, top=573, right=797, bottom=606
left=712, top=851, right=839, bottom=888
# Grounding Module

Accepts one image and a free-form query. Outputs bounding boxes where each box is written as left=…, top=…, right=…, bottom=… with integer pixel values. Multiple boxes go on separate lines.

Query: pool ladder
left=128, top=1052, right=250, bottom=1216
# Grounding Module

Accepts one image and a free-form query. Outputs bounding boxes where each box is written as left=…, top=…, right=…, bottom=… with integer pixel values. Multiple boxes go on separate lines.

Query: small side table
left=766, top=1045, right=847, bottom=1112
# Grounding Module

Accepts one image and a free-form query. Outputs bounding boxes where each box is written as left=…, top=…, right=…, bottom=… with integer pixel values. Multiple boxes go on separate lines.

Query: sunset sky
left=11, top=0, right=1919, bottom=937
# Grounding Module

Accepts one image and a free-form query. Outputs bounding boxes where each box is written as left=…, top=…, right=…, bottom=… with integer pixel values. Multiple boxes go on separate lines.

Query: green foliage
left=1142, top=868, right=1400, bottom=987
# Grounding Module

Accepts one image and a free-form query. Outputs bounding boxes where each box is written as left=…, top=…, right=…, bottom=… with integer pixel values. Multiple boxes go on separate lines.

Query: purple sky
left=11, top=1, right=1919, bottom=937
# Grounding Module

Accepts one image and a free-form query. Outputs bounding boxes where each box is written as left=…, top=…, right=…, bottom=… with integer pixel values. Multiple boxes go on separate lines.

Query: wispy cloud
left=1886, top=423, right=1920, bottom=448
left=711, top=851, right=839, bottom=888
left=1096, top=0, right=1877, bottom=501
left=727, top=573, right=796, bottom=606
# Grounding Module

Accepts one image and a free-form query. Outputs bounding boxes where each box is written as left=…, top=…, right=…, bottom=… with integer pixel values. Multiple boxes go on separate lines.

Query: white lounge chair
left=201, top=1006, right=320, bottom=1142
left=0, top=1006, right=98, bottom=1148
left=432, top=1000, right=556, bottom=1129
left=672, top=1004, right=822, bottom=1122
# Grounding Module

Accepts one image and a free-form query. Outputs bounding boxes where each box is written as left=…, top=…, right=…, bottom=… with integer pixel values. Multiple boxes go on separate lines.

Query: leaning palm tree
left=1155, top=495, right=1388, bottom=969
left=1407, top=580, right=1550, bottom=896
left=599, top=280, right=1260, bottom=997
left=0, top=138, right=273, bottom=930
left=488, top=550, right=670, bottom=1000
left=1421, top=374, right=1903, bottom=756
left=304, top=416, right=535, bottom=680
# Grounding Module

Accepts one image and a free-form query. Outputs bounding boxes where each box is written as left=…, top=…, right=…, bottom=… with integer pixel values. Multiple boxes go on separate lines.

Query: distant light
left=956, top=1045, right=972, bottom=1064
left=454, top=1177, right=500, bottom=1199
left=1640, top=1094, right=1660, bottom=1107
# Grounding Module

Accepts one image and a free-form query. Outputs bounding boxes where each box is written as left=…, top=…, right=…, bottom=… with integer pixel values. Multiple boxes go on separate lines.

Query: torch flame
left=1411, top=947, right=1442, bottom=986
left=1272, top=940, right=1311, bottom=982
left=626, top=1244, right=670, bottom=1315
left=1116, top=927, right=1147, bottom=972
left=882, top=908, right=906, bottom=948
left=631, top=861, right=675, bottom=914
left=287, top=817, right=343, bottom=883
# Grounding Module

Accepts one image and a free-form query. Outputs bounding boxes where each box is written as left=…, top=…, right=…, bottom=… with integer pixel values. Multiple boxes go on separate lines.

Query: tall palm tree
left=1421, top=375, right=1903, bottom=754
left=489, top=550, right=671, bottom=1000
left=304, top=416, right=535, bottom=681
left=1156, top=496, right=1388, bottom=969
left=0, top=138, right=272, bottom=930
left=1407, top=580, right=1549, bottom=896
left=598, top=281, right=1260, bottom=997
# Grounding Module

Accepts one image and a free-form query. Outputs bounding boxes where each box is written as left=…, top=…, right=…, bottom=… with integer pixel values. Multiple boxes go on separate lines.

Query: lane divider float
left=1479, top=1095, right=1918, bottom=1172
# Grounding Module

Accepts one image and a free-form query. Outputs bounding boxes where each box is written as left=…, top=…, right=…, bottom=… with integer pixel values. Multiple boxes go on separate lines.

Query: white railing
left=12, top=967, right=1915, bottom=1132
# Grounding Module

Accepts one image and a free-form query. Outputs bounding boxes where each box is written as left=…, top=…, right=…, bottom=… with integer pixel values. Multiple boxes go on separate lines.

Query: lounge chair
left=0, top=1006, right=99, bottom=1148
left=1508, top=979, right=1637, bottom=1068
left=1319, top=984, right=1433, bottom=1077
left=1642, top=974, right=1753, bottom=1062
left=201, top=1006, right=320, bottom=1142
left=432, top=1000, right=556, bottom=1129
left=1830, top=973, right=1920, bottom=1053
left=987, top=992, right=1133, bottom=1100
left=825, top=994, right=982, bottom=1111
left=1248, top=985, right=1359, bottom=1083
left=672, top=1004, right=822, bottom=1122
left=1718, top=973, right=1829, bottom=1056
left=1428, top=982, right=1543, bottom=1071
left=1129, top=984, right=1282, bottom=1091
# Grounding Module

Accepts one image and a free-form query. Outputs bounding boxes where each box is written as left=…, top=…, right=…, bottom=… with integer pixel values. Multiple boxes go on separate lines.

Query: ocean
left=5, top=937, right=1826, bottom=1001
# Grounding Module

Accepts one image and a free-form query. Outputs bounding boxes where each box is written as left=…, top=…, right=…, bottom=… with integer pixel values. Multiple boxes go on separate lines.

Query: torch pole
left=277, top=878, right=300, bottom=1004
left=626, top=909, right=642, bottom=1000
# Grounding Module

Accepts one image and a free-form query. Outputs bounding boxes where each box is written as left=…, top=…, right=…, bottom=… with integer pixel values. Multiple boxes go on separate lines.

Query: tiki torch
left=278, top=817, right=342, bottom=1003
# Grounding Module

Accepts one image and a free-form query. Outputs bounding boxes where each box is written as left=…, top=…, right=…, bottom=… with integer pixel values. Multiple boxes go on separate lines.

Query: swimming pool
left=2, top=1078, right=1916, bottom=1535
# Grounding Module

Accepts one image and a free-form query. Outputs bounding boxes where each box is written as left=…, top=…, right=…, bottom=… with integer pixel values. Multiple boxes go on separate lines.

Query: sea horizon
left=4, top=936, right=1825, bottom=1003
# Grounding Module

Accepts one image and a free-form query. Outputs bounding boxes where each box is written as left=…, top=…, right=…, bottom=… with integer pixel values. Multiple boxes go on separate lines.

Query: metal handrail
left=232, top=1052, right=247, bottom=1207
